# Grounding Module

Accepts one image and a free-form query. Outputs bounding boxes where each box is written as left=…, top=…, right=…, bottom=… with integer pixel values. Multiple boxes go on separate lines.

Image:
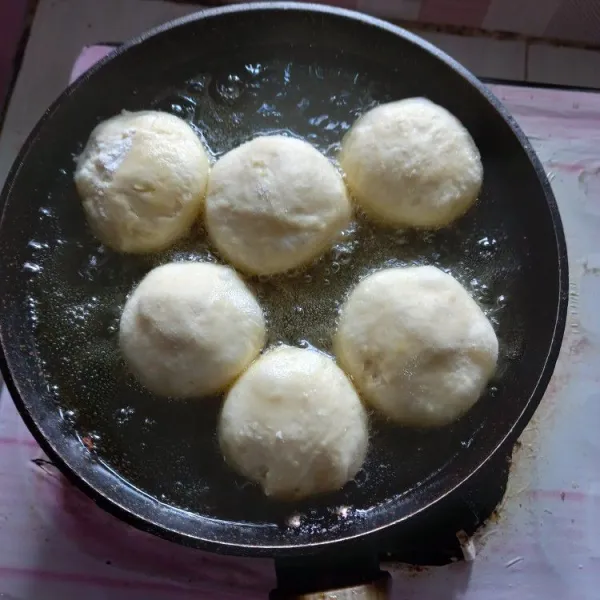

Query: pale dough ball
left=340, top=98, right=483, bottom=228
left=119, top=262, right=265, bottom=398
left=334, top=266, right=498, bottom=427
left=75, top=111, right=210, bottom=253
left=218, top=346, right=368, bottom=500
left=205, top=135, right=352, bottom=276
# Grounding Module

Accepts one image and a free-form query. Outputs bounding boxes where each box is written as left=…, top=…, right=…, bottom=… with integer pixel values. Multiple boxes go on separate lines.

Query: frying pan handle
left=271, top=555, right=390, bottom=599
left=270, top=571, right=390, bottom=599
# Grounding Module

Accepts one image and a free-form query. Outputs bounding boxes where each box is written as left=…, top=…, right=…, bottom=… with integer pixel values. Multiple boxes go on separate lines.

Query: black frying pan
left=0, top=3, right=567, bottom=598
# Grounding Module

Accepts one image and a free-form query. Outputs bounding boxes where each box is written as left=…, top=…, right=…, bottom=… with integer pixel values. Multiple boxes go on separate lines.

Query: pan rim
left=0, top=1, right=569, bottom=557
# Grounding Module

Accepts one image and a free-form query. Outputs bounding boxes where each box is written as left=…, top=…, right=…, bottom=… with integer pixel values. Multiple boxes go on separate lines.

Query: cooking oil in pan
left=23, top=57, right=522, bottom=524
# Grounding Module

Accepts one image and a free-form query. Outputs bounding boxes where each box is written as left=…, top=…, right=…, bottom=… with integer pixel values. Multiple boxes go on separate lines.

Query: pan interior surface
left=0, top=6, right=566, bottom=554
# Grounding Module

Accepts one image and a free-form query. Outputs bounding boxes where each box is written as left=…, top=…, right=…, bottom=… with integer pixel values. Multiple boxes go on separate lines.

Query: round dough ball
left=205, top=135, right=352, bottom=276
left=218, top=346, right=368, bottom=500
left=340, top=98, right=483, bottom=228
left=75, top=110, right=210, bottom=253
left=334, top=266, right=498, bottom=427
left=119, top=262, right=265, bottom=397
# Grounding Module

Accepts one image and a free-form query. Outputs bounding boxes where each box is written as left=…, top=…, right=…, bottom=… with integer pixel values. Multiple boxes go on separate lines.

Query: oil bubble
left=210, top=73, right=245, bottom=105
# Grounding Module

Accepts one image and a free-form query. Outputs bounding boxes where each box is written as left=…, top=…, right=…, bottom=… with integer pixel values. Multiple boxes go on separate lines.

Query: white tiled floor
left=411, top=30, right=600, bottom=90
left=528, top=43, right=600, bottom=89
left=2, top=0, right=600, bottom=189
left=414, top=30, right=526, bottom=81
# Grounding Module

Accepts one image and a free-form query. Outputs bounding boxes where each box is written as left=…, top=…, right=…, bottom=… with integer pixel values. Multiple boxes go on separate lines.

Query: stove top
left=0, top=39, right=598, bottom=600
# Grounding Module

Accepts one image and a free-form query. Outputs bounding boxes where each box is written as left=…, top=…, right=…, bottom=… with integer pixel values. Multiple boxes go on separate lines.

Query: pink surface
left=1, top=45, right=600, bottom=599
left=70, top=45, right=117, bottom=81
left=0, top=0, right=28, bottom=115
